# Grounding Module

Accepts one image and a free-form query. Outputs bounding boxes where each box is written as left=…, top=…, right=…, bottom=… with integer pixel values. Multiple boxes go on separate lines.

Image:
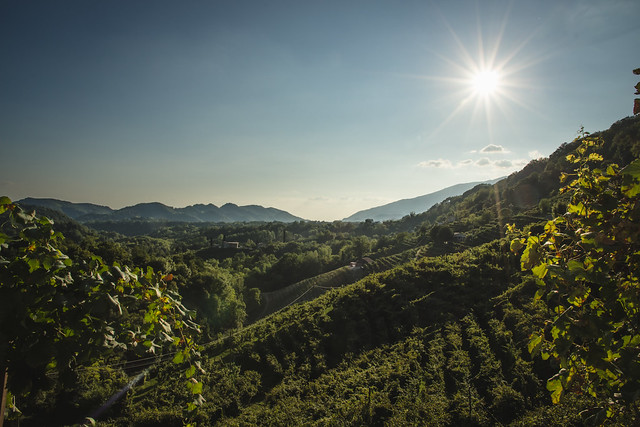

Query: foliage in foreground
left=0, top=198, right=203, bottom=424
left=512, top=134, right=640, bottom=421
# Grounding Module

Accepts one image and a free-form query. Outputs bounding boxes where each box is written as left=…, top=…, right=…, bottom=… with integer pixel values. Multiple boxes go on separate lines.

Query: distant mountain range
left=17, top=198, right=305, bottom=223
left=342, top=178, right=504, bottom=222
left=18, top=178, right=503, bottom=224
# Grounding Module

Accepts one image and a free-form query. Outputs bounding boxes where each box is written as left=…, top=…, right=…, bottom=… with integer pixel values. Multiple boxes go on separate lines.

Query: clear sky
left=1, top=0, right=638, bottom=221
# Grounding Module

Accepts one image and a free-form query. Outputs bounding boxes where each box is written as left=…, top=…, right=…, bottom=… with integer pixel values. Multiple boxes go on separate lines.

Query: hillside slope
left=389, top=115, right=640, bottom=236
left=115, top=242, right=599, bottom=426
left=343, top=179, right=502, bottom=222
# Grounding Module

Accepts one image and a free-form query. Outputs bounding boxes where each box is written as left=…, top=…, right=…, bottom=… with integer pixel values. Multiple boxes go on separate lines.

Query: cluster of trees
left=0, top=197, right=455, bottom=424
left=66, top=217, right=450, bottom=334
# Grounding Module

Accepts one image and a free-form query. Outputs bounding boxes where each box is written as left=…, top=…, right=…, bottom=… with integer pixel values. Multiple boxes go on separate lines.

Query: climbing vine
left=510, top=134, right=640, bottom=420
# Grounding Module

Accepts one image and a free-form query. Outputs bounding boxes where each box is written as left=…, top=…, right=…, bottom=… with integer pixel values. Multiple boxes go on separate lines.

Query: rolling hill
left=342, top=178, right=503, bottom=222
left=17, top=198, right=305, bottom=223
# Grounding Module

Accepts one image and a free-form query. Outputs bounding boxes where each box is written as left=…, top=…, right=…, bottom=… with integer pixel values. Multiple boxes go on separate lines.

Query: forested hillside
left=2, top=115, right=640, bottom=426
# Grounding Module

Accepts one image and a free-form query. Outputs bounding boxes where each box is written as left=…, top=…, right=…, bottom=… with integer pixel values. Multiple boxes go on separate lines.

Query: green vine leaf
left=547, top=377, right=564, bottom=404
left=621, top=159, right=640, bottom=179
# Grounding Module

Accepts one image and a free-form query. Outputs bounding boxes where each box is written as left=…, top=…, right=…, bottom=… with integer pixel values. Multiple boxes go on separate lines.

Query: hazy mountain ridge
left=343, top=178, right=504, bottom=222
left=18, top=198, right=304, bottom=223
left=17, top=198, right=114, bottom=219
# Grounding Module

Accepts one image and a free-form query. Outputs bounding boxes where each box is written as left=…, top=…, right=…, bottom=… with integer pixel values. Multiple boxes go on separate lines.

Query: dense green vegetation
left=2, top=115, right=640, bottom=425
left=512, top=133, right=640, bottom=421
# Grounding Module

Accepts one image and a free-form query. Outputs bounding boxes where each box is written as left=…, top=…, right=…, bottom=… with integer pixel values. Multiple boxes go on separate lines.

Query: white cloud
left=494, top=159, right=514, bottom=168
left=417, top=159, right=453, bottom=168
left=418, top=155, right=529, bottom=172
left=480, top=144, right=509, bottom=154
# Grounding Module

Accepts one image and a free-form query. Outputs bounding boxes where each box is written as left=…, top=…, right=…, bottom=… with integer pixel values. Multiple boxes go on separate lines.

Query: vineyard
left=111, top=240, right=608, bottom=426
left=253, top=266, right=362, bottom=321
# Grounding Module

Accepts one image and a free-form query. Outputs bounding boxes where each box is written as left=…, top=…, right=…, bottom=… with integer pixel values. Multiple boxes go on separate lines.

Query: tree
left=352, top=236, right=371, bottom=259
left=538, top=198, right=551, bottom=215
left=430, top=225, right=453, bottom=244
left=510, top=135, right=640, bottom=421
left=0, top=198, right=204, bottom=423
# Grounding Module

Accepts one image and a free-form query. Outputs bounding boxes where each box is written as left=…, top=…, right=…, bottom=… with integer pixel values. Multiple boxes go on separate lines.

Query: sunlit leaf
left=185, top=365, right=196, bottom=378
left=622, top=182, right=640, bottom=198
left=547, top=377, right=563, bottom=404
left=188, top=379, right=202, bottom=395
left=172, top=351, right=185, bottom=364
left=528, top=333, right=543, bottom=355
left=567, top=202, right=585, bottom=214
left=510, top=238, right=524, bottom=253
left=532, top=263, right=548, bottom=279
left=0, top=196, right=12, bottom=214
left=621, top=159, right=640, bottom=179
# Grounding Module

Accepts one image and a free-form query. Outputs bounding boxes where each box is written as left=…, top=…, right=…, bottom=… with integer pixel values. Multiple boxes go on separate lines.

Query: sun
left=414, top=6, right=540, bottom=143
left=472, top=70, right=500, bottom=96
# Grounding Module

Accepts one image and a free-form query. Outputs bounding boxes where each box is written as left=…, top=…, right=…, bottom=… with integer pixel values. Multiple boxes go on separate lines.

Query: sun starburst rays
left=415, top=5, right=542, bottom=145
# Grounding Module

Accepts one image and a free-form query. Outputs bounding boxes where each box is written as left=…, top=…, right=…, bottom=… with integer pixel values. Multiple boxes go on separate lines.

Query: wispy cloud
left=476, top=158, right=527, bottom=168
left=494, top=159, right=516, bottom=168
left=417, top=157, right=527, bottom=170
left=417, top=159, right=453, bottom=168
left=480, top=144, right=509, bottom=154
left=470, top=144, right=510, bottom=154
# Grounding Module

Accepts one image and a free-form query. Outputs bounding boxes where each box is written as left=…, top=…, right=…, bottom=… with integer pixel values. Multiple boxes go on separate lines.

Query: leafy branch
left=0, top=197, right=205, bottom=420
left=510, top=134, right=640, bottom=421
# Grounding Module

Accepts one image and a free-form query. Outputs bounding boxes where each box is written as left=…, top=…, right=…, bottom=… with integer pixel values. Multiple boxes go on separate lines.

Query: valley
left=1, top=115, right=640, bottom=426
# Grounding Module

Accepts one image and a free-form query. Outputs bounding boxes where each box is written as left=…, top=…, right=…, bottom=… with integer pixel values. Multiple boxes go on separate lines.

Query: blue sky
left=1, top=0, right=639, bottom=221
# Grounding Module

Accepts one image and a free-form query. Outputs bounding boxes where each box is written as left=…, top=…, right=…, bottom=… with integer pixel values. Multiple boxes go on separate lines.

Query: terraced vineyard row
left=363, top=248, right=418, bottom=273
left=254, top=238, right=428, bottom=322
left=254, top=266, right=362, bottom=320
